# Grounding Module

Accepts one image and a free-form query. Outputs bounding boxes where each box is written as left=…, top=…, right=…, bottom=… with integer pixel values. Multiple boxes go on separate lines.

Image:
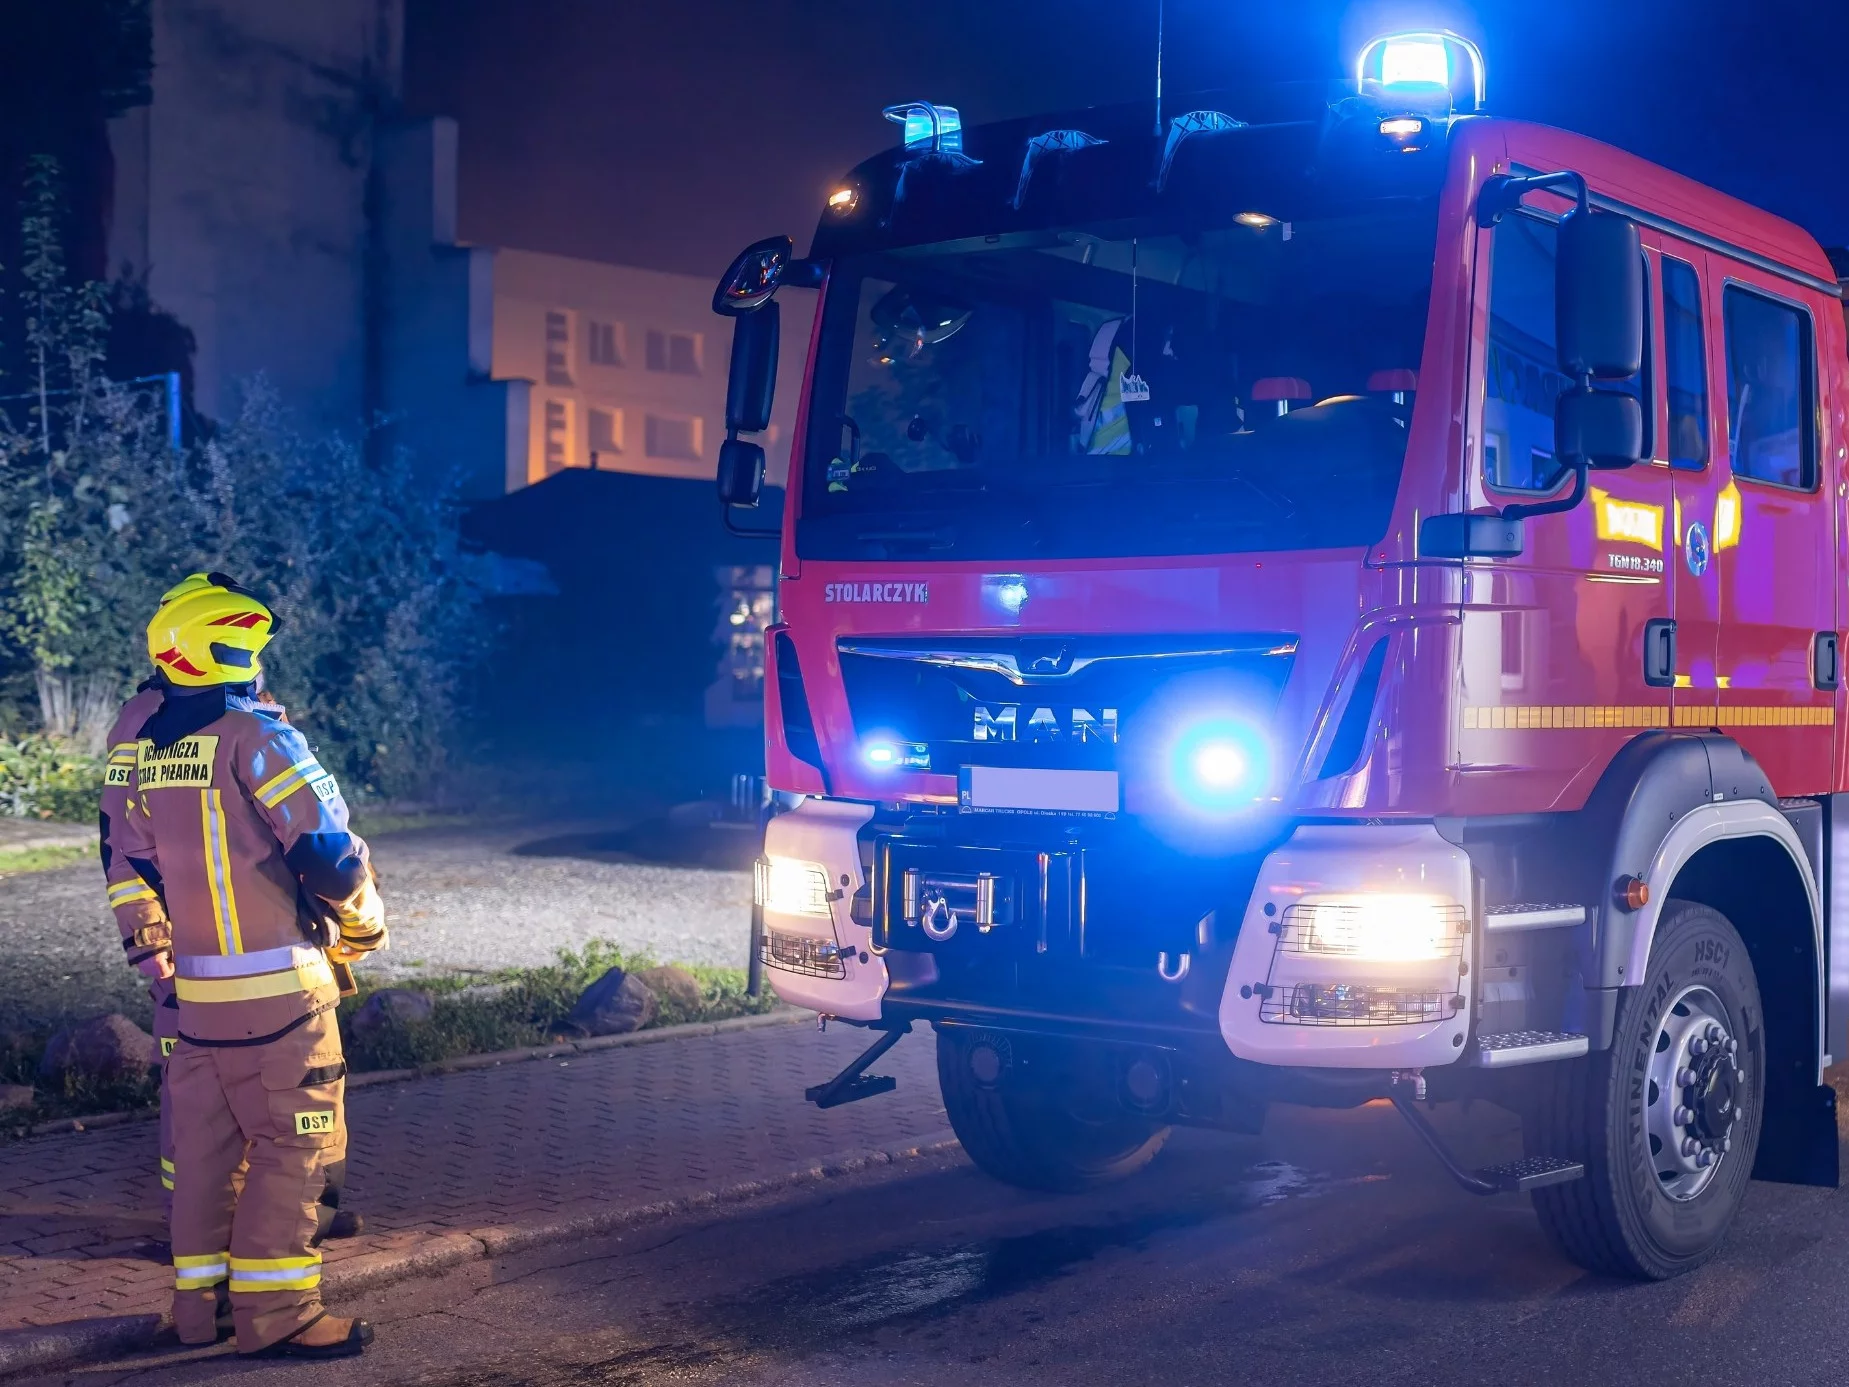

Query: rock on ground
left=38, top=1013, right=154, bottom=1083
left=634, top=964, right=703, bottom=1014
left=348, top=988, right=436, bottom=1038
left=565, top=967, right=657, bottom=1037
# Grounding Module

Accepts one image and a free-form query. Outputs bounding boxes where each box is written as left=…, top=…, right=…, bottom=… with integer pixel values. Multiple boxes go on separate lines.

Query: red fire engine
left=711, top=31, right=1845, bottom=1279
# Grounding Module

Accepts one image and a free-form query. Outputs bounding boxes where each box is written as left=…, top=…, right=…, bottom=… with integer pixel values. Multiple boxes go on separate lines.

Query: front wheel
left=1526, top=899, right=1764, bottom=1279
left=936, top=1029, right=1170, bottom=1193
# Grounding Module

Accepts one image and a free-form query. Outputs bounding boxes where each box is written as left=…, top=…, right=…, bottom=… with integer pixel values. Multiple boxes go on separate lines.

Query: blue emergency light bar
left=1356, top=30, right=1487, bottom=113
left=884, top=101, right=963, bottom=153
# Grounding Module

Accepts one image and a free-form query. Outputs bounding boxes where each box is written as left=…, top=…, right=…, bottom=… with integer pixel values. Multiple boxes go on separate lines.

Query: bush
left=0, top=732, right=102, bottom=819
left=0, top=159, right=483, bottom=796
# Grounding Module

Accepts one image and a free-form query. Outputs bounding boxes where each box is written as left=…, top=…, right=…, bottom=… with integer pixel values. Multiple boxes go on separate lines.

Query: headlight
left=1289, top=896, right=1463, bottom=963
left=757, top=856, right=833, bottom=918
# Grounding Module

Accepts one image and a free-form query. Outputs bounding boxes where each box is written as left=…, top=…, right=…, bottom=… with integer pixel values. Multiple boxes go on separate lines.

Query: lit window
left=645, top=414, right=702, bottom=460
left=544, top=310, right=574, bottom=387
left=645, top=330, right=702, bottom=376
left=588, top=320, right=624, bottom=367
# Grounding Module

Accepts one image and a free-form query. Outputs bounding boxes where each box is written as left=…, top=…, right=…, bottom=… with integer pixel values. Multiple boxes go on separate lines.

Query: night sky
left=405, top=0, right=1849, bottom=280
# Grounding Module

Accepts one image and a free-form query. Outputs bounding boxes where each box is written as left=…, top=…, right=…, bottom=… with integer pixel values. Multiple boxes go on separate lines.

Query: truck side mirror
left=716, top=438, right=766, bottom=508
left=1556, top=388, right=1643, bottom=469
left=714, top=235, right=793, bottom=316
left=725, top=301, right=780, bottom=435
left=1557, top=208, right=1644, bottom=382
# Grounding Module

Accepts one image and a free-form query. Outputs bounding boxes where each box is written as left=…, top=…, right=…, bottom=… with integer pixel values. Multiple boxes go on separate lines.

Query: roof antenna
left=1153, top=0, right=1166, bottom=136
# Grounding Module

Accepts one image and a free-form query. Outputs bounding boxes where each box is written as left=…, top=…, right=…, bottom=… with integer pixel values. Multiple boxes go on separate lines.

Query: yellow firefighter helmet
left=146, top=572, right=279, bottom=687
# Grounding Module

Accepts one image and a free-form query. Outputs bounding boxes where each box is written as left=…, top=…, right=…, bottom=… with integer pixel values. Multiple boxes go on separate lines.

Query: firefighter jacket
left=115, top=688, right=372, bottom=1045
left=101, top=684, right=170, bottom=970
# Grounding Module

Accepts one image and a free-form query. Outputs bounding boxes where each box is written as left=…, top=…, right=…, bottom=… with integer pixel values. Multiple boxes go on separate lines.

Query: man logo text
left=972, top=705, right=1118, bottom=743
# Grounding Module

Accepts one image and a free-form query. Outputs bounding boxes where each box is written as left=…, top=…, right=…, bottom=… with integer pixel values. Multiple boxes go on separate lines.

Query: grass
left=0, top=940, right=778, bottom=1138
left=0, top=843, right=90, bottom=876
left=337, top=940, right=778, bottom=1073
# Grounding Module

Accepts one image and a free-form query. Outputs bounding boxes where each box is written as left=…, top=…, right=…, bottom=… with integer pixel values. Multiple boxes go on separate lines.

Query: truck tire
left=1526, top=899, right=1764, bottom=1279
left=936, top=1030, right=1170, bottom=1193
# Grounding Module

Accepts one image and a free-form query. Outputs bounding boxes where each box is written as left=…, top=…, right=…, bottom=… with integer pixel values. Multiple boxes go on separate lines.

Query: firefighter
left=115, top=573, right=386, bottom=1359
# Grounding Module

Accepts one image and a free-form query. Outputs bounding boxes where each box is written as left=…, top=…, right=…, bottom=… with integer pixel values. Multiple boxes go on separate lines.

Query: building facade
left=104, top=0, right=797, bottom=733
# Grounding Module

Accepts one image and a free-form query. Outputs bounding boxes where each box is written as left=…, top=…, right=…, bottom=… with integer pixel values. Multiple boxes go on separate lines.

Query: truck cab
left=713, top=32, right=1845, bottom=1280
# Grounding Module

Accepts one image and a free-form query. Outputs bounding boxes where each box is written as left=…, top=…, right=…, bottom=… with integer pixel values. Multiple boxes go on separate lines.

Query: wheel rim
left=1644, top=984, right=1744, bottom=1201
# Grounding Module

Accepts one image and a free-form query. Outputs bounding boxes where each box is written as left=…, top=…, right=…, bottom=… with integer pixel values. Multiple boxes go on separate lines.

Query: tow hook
left=1388, top=1071, right=1586, bottom=1196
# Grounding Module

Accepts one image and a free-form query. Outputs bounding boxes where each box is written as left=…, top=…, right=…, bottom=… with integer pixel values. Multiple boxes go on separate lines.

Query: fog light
left=863, top=739, right=929, bottom=771
left=1277, top=982, right=1458, bottom=1024
left=1169, top=718, right=1271, bottom=809
left=1192, top=740, right=1248, bottom=789
left=758, top=856, right=832, bottom=917
left=1289, top=896, right=1463, bottom=963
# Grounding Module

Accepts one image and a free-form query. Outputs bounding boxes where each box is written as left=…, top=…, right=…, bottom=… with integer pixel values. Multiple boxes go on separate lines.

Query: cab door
left=1456, top=197, right=1671, bottom=811
left=1706, top=261, right=1835, bottom=793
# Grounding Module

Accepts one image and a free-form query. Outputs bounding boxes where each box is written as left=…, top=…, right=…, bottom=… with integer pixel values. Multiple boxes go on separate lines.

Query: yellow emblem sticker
left=137, top=735, right=219, bottom=790
left=160, top=1037, right=177, bottom=1057
left=295, top=1110, right=337, bottom=1136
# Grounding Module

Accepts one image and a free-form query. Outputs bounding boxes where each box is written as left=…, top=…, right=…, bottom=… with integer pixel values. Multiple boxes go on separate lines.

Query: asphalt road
left=4, top=820, right=753, bottom=1030
left=33, top=1095, right=1849, bottom=1386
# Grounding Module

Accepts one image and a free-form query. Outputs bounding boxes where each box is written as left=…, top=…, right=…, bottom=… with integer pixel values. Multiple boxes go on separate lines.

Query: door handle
left=1643, top=618, right=1677, bottom=688
left=1815, top=632, right=1840, bottom=692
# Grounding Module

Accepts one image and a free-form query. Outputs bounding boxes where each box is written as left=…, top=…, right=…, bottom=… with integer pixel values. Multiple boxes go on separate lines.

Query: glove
left=328, top=876, right=387, bottom=957
left=123, top=908, right=174, bottom=981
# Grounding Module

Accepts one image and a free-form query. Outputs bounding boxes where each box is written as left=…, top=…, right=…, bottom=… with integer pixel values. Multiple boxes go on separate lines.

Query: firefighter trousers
left=167, top=1008, right=349, bottom=1352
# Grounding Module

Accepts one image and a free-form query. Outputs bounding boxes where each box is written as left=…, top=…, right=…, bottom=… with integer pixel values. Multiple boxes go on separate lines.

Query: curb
left=0, top=1314, right=162, bottom=1379
left=0, top=1129, right=961, bottom=1379
left=18, top=1010, right=808, bottom=1138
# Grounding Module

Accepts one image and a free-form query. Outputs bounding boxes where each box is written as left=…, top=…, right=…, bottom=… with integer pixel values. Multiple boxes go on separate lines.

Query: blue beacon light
left=1355, top=30, right=1488, bottom=113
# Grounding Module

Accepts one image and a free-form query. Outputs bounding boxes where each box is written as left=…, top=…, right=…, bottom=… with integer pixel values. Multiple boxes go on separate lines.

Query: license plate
left=958, top=766, right=1119, bottom=816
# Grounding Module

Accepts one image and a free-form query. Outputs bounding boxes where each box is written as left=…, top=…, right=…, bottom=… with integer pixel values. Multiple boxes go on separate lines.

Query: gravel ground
left=0, top=819, right=755, bottom=1031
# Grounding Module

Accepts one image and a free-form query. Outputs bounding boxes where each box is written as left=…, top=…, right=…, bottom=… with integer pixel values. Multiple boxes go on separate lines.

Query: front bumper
left=761, top=801, right=1474, bottom=1068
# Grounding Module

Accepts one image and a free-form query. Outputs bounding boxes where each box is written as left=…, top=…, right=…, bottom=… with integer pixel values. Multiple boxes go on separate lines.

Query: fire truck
left=710, top=31, right=1846, bottom=1280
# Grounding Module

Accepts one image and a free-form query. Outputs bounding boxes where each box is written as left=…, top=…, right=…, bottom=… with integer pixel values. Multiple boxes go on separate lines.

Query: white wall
left=107, top=0, right=405, bottom=428
left=488, top=250, right=811, bottom=490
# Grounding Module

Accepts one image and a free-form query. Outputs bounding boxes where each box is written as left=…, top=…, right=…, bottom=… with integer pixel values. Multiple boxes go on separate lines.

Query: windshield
left=798, top=200, right=1439, bottom=561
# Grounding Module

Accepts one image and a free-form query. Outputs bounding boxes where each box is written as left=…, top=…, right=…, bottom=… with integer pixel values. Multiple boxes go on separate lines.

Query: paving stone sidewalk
left=0, top=1019, right=947, bottom=1346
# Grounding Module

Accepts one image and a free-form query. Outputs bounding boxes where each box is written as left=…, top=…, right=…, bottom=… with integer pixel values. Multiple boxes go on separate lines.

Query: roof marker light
left=827, top=185, right=858, bottom=212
